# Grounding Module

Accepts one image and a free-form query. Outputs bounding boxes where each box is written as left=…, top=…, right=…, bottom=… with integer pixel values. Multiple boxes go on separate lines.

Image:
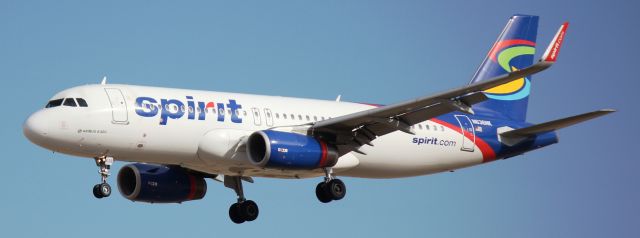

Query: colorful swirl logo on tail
left=484, top=39, right=535, bottom=101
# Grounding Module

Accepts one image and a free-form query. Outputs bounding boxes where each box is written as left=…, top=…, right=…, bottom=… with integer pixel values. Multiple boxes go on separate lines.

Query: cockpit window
left=45, top=99, right=64, bottom=108
left=76, top=98, right=88, bottom=107
left=63, top=98, right=77, bottom=107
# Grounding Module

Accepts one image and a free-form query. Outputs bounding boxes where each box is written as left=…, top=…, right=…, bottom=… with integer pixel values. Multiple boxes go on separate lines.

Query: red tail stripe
left=488, top=39, right=536, bottom=61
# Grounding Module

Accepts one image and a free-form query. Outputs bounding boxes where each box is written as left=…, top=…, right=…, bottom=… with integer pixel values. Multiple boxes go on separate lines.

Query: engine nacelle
left=117, top=163, right=207, bottom=203
left=247, top=130, right=338, bottom=169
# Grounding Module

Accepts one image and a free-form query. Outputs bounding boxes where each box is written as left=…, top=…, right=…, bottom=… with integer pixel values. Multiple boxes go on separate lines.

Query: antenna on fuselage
left=101, top=76, right=107, bottom=85
left=335, top=95, right=341, bottom=102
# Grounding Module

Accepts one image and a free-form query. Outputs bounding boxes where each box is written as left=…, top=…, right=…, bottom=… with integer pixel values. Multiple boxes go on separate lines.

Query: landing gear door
left=104, top=88, right=129, bottom=125
left=454, top=115, right=475, bottom=152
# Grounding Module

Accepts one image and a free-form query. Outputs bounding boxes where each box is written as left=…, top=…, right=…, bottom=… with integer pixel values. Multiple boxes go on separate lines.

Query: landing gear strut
left=92, top=156, right=113, bottom=199
left=316, top=168, right=346, bottom=203
left=225, top=176, right=259, bottom=224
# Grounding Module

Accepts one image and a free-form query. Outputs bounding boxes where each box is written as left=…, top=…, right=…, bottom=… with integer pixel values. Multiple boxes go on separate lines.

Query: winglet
left=541, top=22, right=569, bottom=63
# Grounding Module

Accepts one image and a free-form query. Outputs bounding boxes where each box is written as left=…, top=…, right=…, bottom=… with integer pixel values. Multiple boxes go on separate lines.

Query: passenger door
left=104, top=88, right=129, bottom=124
left=454, top=115, right=475, bottom=152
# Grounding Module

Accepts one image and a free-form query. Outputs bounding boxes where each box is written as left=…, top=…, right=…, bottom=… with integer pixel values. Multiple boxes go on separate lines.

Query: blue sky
left=1, top=1, right=638, bottom=237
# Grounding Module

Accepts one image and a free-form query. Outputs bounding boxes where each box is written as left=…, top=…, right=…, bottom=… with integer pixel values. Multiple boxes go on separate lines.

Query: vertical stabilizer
left=470, top=15, right=539, bottom=122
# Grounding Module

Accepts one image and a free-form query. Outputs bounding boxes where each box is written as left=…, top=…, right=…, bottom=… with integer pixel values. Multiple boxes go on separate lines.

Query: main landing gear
left=92, top=156, right=113, bottom=199
left=316, top=168, right=346, bottom=203
left=225, top=176, right=259, bottom=224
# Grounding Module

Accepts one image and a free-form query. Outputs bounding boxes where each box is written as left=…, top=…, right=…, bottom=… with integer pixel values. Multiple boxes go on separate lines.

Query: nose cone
left=23, top=110, right=49, bottom=146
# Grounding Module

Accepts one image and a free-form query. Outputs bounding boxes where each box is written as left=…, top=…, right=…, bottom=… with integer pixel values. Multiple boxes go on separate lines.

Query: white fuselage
left=24, top=84, right=486, bottom=179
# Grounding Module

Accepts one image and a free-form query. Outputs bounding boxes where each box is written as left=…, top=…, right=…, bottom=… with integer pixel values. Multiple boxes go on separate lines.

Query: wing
left=309, top=22, right=569, bottom=154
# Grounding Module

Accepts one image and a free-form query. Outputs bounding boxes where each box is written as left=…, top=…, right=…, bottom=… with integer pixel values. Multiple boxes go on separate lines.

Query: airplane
left=23, top=15, right=614, bottom=224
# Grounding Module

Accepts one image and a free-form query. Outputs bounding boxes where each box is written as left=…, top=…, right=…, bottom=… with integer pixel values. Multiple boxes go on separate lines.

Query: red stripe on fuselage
left=431, top=118, right=496, bottom=162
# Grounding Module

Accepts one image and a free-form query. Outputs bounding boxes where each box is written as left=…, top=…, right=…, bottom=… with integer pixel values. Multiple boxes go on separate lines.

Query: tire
left=315, top=182, right=332, bottom=203
left=93, top=184, right=103, bottom=199
left=327, top=179, right=346, bottom=200
left=229, top=203, right=245, bottom=224
left=98, top=183, right=111, bottom=197
left=240, top=200, right=259, bottom=222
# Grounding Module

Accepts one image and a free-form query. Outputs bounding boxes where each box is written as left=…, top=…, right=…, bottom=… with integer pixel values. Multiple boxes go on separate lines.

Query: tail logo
left=484, top=39, right=536, bottom=101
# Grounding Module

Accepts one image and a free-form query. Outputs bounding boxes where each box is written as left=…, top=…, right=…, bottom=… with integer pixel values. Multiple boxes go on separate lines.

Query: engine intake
left=247, top=130, right=338, bottom=169
left=117, top=163, right=206, bottom=203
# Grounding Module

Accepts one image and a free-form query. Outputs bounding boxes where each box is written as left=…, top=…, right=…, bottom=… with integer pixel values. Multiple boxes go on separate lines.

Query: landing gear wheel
left=93, top=184, right=103, bottom=199
left=229, top=200, right=259, bottom=224
left=93, top=183, right=111, bottom=198
left=327, top=179, right=346, bottom=200
left=98, top=183, right=111, bottom=197
left=229, top=203, right=245, bottom=224
left=239, top=200, right=259, bottom=221
left=315, top=182, right=332, bottom=203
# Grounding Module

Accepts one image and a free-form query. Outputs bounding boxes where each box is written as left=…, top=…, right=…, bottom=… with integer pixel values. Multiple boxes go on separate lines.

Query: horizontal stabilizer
left=500, top=109, right=615, bottom=138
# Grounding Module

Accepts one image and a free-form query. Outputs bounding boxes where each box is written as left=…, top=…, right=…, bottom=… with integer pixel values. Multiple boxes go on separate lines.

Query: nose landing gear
left=92, top=156, right=113, bottom=199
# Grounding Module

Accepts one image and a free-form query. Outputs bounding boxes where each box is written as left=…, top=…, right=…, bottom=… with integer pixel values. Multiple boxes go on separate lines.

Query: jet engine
left=117, top=163, right=206, bottom=203
left=247, top=130, right=338, bottom=169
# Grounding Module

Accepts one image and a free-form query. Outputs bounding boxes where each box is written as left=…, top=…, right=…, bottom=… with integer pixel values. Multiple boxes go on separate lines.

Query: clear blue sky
left=1, top=1, right=638, bottom=237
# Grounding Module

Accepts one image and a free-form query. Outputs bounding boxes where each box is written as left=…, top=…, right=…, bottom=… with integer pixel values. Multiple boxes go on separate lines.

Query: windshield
left=45, top=99, right=63, bottom=108
left=45, top=98, right=88, bottom=108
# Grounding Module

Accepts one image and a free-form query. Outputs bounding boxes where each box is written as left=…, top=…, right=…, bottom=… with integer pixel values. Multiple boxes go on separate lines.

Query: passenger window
left=45, top=98, right=64, bottom=108
left=283, top=114, right=288, bottom=119
left=298, top=115, right=302, bottom=120
left=275, top=113, right=280, bottom=119
left=306, top=115, right=310, bottom=121
left=321, top=116, right=325, bottom=120
left=313, top=116, right=318, bottom=121
left=291, top=114, right=295, bottom=120
left=63, top=98, right=77, bottom=107
left=76, top=98, right=88, bottom=107
left=418, top=124, right=423, bottom=130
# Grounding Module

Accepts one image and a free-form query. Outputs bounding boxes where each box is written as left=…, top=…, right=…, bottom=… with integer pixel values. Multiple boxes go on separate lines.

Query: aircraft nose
left=23, top=111, right=49, bottom=145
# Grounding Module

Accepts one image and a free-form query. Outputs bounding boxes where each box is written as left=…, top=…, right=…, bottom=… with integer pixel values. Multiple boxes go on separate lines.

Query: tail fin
left=470, top=15, right=539, bottom=122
